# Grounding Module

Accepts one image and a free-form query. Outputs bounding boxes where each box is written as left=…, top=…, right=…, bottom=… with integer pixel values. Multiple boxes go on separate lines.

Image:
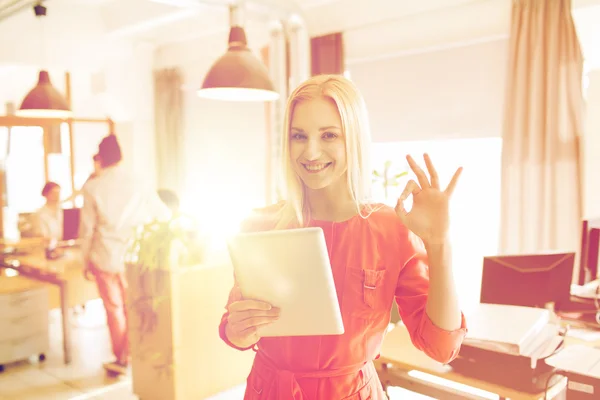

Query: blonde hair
left=275, top=74, right=376, bottom=229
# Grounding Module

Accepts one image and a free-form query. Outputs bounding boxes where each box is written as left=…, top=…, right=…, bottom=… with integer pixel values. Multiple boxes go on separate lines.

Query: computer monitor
left=62, top=208, right=80, bottom=241
left=480, top=252, right=575, bottom=311
left=578, top=218, right=600, bottom=285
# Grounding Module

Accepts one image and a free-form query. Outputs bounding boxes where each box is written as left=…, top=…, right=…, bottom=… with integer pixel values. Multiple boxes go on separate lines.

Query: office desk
left=0, top=248, right=93, bottom=365
left=375, top=323, right=568, bottom=400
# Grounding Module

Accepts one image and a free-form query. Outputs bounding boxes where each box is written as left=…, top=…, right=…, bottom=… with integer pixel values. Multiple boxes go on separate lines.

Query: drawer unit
left=0, top=286, right=47, bottom=318
left=0, top=311, right=48, bottom=342
left=0, top=333, right=49, bottom=365
left=0, top=286, right=49, bottom=370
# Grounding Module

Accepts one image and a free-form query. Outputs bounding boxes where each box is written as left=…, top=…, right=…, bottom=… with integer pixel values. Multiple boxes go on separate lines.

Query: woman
left=219, top=75, right=467, bottom=399
left=35, top=181, right=63, bottom=245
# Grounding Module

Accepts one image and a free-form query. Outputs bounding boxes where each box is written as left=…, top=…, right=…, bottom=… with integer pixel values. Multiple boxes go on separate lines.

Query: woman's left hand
left=395, top=154, right=462, bottom=245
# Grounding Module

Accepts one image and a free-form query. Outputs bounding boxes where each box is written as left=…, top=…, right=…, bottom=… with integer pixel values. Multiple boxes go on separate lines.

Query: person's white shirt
left=34, top=204, right=63, bottom=242
left=78, top=164, right=171, bottom=274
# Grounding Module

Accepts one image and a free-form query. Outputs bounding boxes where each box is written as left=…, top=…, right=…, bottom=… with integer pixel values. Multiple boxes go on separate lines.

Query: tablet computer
left=227, top=227, right=344, bottom=337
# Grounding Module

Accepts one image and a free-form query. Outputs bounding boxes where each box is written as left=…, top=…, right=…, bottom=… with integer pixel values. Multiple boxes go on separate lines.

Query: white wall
left=0, top=4, right=131, bottom=69
left=342, top=0, right=510, bottom=64
left=348, top=39, right=508, bottom=143
left=103, top=42, right=158, bottom=187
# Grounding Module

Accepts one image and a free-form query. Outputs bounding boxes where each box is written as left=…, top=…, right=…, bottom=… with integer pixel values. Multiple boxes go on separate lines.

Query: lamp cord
left=33, top=2, right=47, bottom=72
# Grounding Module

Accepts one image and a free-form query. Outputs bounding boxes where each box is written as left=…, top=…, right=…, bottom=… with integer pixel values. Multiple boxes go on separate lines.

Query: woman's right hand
left=225, top=300, right=280, bottom=349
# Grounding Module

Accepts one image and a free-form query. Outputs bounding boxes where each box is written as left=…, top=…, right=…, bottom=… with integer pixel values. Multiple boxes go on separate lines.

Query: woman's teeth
left=304, top=163, right=330, bottom=172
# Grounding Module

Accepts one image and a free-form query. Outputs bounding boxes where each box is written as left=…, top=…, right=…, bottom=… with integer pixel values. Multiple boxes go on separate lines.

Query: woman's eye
left=323, top=132, right=338, bottom=140
left=291, top=133, right=306, bottom=140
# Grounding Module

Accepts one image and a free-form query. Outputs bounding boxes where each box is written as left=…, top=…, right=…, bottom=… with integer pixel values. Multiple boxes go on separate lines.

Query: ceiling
left=0, top=0, right=599, bottom=68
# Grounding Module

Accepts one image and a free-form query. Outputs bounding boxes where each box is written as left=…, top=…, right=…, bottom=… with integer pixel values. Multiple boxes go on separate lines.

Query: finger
left=406, top=155, right=430, bottom=189
left=395, top=201, right=408, bottom=225
left=237, top=315, right=280, bottom=331
left=395, top=180, right=420, bottom=223
left=228, top=300, right=274, bottom=313
left=398, top=179, right=421, bottom=205
left=444, top=167, right=463, bottom=197
left=236, top=325, right=259, bottom=340
left=423, top=153, right=440, bottom=190
left=227, top=308, right=280, bottom=324
left=237, top=318, right=279, bottom=339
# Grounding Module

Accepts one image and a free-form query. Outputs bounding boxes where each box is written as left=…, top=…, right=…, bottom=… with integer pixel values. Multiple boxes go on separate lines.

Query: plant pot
left=126, top=260, right=255, bottom=400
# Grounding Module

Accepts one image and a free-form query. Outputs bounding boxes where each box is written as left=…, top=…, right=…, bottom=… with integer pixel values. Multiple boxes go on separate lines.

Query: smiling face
left=289, top=97, right=347, bottom=192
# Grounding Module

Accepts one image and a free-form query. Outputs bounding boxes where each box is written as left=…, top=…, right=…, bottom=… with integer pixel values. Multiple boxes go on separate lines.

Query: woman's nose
left=303, top=138, right=322, bottom=160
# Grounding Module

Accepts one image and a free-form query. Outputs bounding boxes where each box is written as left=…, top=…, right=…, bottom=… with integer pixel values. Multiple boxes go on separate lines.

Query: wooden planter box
left=126, top=260, right=255, bottom=400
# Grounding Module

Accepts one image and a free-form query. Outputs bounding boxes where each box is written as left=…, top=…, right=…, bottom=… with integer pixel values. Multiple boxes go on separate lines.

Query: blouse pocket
left=344, top=266, right=389, bottom=319
left=362, top=269, right=386, bottom=308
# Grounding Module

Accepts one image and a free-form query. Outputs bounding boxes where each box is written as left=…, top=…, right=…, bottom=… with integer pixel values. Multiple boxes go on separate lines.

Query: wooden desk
left=375, top=323, right=569, bottom=400
left=0, top=247, right=97, bottom=365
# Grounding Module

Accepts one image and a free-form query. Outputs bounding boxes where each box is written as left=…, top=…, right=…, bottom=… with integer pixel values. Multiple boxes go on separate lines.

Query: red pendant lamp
left=197, top=4, right=279, bottom=102
left=16, top=3, right=72, bottom=118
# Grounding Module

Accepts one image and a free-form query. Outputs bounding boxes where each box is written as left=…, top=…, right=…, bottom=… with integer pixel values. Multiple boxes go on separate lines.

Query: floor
left=0, top=300, right=433, bottom=400
left=0, top=300, right=135, bottom=400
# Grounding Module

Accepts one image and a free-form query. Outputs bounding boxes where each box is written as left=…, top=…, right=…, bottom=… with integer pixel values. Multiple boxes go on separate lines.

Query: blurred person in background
left=79, top=133, right=170, bottom=375
left=33, top=181, right=63, bottom=246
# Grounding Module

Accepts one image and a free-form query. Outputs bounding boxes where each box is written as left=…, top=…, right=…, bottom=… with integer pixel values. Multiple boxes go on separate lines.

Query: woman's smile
left=302, top=162, right=333, bottom=173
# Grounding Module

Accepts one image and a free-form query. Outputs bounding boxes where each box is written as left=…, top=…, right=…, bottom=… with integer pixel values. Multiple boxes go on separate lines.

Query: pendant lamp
left=16, top=4, right=72, bottom=118
left=197, top=4, right=279, bottom=102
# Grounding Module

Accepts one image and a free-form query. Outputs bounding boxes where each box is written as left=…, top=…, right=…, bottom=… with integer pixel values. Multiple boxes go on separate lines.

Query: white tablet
left=226, top=227, right=345, bottom=337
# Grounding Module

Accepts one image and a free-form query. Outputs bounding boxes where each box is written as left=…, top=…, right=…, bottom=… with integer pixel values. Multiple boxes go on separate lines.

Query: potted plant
left=372, top=160, right=409, bottom=201
left=125, top=212, right=257, bottom=399
left=125, top=213, right=205, bottom=399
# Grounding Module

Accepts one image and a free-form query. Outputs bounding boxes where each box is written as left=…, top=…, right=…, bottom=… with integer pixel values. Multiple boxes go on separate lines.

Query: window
left=372, top=137, right=503, bottom=307
left=2, top=126, right=46, bottom=214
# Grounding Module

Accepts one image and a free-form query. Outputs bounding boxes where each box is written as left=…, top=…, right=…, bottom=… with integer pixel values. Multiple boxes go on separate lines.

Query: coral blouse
left=219, top=204, right=467, bottom=399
